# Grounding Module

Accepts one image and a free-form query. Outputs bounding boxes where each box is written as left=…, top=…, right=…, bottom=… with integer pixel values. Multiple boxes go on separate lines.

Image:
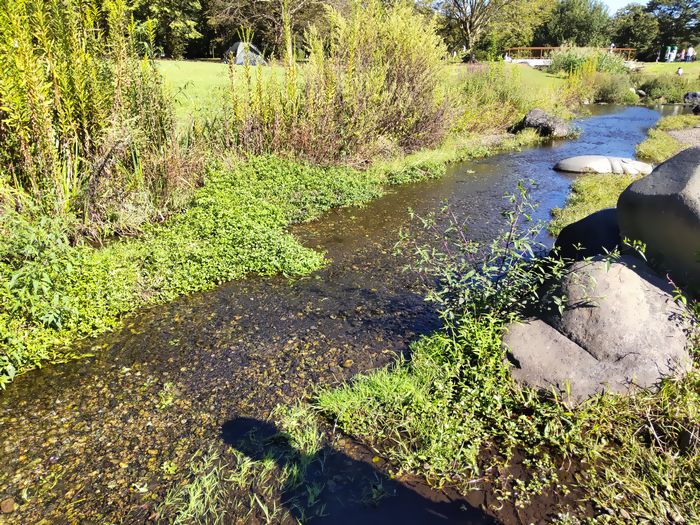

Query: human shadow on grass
left=221, top=417, right=494, bottom=525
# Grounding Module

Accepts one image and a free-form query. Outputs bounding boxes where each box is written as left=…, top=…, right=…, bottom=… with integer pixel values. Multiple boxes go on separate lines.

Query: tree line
left=128, top=0, right=698, bottom=61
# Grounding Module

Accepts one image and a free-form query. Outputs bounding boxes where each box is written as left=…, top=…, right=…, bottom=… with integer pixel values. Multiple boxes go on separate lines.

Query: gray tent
left=223, top=42, right=267, bottom=66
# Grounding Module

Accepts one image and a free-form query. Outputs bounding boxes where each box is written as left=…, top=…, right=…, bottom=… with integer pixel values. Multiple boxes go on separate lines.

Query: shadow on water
left=221, top=417, right=493, bottom=525
left=0, top=104, right=685, bottom=523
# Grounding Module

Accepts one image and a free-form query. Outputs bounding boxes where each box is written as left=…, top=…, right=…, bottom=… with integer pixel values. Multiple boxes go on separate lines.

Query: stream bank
left=0, top=106, right=665, bottom=523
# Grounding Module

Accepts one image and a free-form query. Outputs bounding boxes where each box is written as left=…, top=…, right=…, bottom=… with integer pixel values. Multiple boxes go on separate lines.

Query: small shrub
left=224, top=0, right=451, bottom=165
left=549, top=47, right=628, bottom=75
left=638, top=75, right=699, bottom=103
left=593, top=73, right=639, bottom=104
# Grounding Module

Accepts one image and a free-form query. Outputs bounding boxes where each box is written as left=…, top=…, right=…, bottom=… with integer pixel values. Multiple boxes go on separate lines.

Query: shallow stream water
left=0, top=105, right=673, bottom=523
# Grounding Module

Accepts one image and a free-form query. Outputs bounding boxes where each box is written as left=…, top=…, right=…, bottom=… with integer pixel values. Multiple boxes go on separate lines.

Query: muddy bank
left=0, top=106, right=665, bottom=523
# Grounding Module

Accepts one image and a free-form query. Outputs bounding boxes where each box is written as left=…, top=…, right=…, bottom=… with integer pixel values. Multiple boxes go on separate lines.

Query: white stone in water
left=554, top=155, right=652, bottom=175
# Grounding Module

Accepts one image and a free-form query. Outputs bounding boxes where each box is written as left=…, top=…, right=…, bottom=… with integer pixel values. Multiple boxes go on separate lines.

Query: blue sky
left=604, top=0, right=639, bottom=14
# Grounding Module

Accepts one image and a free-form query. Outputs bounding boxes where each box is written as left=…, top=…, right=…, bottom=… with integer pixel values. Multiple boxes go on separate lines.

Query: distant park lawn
left=639, top=60, right=700, bottom=77
left=159, top=59, right=564, bottom=122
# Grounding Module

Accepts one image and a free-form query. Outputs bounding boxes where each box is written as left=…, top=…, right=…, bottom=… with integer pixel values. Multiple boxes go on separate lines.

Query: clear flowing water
left=0, top=105, right=670, bottom=523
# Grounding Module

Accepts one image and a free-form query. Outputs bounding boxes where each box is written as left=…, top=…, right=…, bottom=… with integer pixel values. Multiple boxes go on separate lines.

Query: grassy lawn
left=158, top=60, right=286, bottom=121
left=161, top=60, right=565, bottom=122
left=638, top=61, right=700, bottom=77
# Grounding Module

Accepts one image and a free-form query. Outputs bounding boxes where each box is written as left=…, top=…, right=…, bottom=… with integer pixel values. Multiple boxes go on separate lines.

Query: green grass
left=162, top=60, right=565, bottom=123
left=549, top=174, right=636, bottom=234
left=638, top=61, right=700, bottom=77
left=656, top=114, right=700, bottom=131
left=158, top=60, right=286, bottom=121
left=636, top=128, right=684, bottom=163
left=445, top=63, right=565, bottom=92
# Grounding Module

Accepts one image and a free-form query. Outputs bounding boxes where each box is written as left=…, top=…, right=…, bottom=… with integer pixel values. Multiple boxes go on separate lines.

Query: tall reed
left=0, top=0, right=196, bottom=234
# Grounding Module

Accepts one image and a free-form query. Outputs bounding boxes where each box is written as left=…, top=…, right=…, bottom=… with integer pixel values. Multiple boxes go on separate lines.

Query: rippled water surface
left=0, top=105, right=669, bottom=523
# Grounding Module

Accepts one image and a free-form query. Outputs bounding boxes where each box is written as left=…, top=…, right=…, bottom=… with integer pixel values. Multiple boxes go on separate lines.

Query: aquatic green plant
left=0, top=156, right=382, bottom=387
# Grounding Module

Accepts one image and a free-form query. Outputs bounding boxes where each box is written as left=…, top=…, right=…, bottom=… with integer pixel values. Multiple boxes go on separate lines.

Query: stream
left=0, top=105, right=673, bottom=523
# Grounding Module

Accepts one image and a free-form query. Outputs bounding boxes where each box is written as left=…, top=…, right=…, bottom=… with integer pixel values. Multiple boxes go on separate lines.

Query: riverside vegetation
left=2, top=0, right=700, bottom=523
left=315, top=186, right=700, bottom=523
left=0, top=0, right=570, bottom=387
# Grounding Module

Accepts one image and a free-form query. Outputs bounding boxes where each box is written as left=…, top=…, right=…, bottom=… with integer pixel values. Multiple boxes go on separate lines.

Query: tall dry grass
left=224, top=0, right=451, bottom=166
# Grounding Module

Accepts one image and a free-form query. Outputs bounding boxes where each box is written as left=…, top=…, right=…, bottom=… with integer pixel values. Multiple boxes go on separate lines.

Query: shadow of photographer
left=221, top=416, right=493, bottom=524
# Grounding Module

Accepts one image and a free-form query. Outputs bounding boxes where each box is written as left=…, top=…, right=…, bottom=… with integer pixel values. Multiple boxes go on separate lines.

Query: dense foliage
left=224, top=0, right=450, bottom=164
left=0, top=0, right=199, bottom=236
left=0, top=157, right=385, bottom=387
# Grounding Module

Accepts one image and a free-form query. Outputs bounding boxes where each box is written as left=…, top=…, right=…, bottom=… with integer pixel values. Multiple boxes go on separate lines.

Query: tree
left=537, top=0, right=610, bottom=47
left=476, top=0, right=556, bottom=58
left=612, top=4, right=659, bottom=59
left=438, top=0, right=520, bottom=59
left=132, top=0, right=204, bottom=57
left=645, top=0, right=699, bottom=47
left=206, top=0, right=326, bottom=56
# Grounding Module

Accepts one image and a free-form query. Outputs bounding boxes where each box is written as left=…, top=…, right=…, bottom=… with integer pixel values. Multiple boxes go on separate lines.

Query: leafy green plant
left=638, top=74, right=700, bottom=104
left=592, top=73, right=638, bottom=104
left=401, top=181, right=569, bottom=324
left=453, top=63, right=558, bottom=133
left=548, top=47, right=628, bottom=76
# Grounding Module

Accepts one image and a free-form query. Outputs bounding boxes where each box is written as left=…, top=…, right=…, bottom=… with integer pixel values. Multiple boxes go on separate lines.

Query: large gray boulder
left=555, top=155, right=652, bottom=176
left=554, top=208, right=620, bottom=260
left=504, top=256, right=692, bottom=403
left=515, top=109, right=572, bottom=138
left=617, top=147, right=700, bottom=290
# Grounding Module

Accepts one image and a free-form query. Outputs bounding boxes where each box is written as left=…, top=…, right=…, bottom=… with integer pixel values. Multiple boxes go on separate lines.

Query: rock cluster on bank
left=505, top=147, right=700, bottom=404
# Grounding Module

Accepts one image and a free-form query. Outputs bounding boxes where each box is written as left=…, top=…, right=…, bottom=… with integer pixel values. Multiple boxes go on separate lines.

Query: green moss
left=549, top=174, right=636, bottom=235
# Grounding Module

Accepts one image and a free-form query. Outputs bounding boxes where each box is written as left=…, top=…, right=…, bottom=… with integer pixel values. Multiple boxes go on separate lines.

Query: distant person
left=656, top=50, right=661, bottom=62
left=609, top=43, right=616, bottom=53
left=504, top=52, right=512, bottom=63
left=677, top=67, right=684, bottom=76
left=680, top=48, right=687, bottom=61
left=688, top=46, right=696, bottom=62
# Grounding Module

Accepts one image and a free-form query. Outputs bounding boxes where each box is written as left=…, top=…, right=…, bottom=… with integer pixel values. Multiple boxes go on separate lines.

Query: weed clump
left=224, top=0, right=450, bottom=165
left=0, top=0, right=200, bottom=236
left=548, top=47, right=628, bottom=76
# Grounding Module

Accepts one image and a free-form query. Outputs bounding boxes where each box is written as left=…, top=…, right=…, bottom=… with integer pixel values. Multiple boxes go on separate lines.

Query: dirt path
left=668, top=125, right=700, bottom=147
